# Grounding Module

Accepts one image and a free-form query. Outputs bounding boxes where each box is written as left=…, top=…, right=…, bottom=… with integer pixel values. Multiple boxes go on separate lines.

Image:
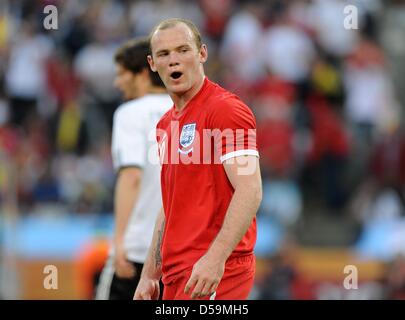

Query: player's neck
left=172, top=75, right=205, bottom=112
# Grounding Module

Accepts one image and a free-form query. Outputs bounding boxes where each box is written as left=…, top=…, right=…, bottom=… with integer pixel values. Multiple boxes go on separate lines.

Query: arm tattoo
left=155, top=220, right=165, bottom=269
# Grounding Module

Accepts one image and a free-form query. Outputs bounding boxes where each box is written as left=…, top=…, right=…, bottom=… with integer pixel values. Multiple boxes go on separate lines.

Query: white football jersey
left=111, top=93, right=172, bottom=263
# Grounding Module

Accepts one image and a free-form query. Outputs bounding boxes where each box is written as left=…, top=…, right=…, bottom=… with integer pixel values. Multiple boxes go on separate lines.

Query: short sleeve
left=209, top=97, right=259, bottom=163
left=111, top=108, right=146, bottom=171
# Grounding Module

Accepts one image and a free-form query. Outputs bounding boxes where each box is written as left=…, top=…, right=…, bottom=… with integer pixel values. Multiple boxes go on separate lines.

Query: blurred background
left=0, top=0, right=405, bottom=300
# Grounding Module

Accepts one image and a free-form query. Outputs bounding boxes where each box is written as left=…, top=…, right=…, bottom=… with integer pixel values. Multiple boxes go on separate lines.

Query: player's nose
left=168, top=52, right=180, bottom=67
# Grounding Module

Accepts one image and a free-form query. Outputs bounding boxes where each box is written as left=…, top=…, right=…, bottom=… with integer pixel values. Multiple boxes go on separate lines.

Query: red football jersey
left=156, top=78, right=259, bottom=284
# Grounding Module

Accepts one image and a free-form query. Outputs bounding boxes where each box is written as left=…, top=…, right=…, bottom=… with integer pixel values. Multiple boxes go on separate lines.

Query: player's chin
left=166, top=82, right=187, bottom=94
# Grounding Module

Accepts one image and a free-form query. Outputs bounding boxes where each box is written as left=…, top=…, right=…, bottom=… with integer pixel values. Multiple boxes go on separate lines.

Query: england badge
left=179, top=123, right=196, bottom=153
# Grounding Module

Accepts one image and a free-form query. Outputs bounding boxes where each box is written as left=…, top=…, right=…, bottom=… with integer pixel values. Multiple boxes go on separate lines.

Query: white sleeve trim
left=220, top=149, right=259, bottom=163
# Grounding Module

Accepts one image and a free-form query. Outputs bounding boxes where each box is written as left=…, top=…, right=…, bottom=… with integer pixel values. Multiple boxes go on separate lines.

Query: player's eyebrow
left=155, top=48, right=169, bottom=56
left=155, top=44, right=192, bottom=56
left=176, top=44, right=191, bottom=50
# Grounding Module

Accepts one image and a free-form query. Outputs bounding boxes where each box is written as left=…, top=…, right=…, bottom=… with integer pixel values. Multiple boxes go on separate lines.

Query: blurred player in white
left=95, top=37, right=172, bottom=300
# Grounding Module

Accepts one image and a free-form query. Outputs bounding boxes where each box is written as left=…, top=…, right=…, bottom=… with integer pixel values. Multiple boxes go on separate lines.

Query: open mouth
left=170, top=71, right=183, bottom=80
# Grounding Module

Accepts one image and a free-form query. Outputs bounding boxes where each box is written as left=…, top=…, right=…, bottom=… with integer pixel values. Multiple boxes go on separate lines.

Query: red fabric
left=307, top=95, right=350, bottom=163
left=45, top=56, right=80, bottom=107
left=370, top=133, right=405, bottom=186
left=0, top=126, right=20, bottom=156
left=163, top=254, right=255, bottom=300
left=258, top=120, right=294, bottom=174
left=156, top=78, right=258, bottom=285
left=252, top=76, right=296, bottom=104
left=199, top=0, right=232, bottom=38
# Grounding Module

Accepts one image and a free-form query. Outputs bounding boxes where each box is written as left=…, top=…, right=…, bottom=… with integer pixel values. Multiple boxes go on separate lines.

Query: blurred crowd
left=1, top=0, right=405, bottom=299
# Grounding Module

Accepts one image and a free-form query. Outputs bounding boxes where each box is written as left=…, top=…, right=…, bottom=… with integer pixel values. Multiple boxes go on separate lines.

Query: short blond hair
left=149, top=18, right=202, bottom=51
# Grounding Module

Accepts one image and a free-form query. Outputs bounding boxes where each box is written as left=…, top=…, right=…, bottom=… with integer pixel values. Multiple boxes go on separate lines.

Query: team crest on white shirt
left=179, top=123, right=196, bottom=154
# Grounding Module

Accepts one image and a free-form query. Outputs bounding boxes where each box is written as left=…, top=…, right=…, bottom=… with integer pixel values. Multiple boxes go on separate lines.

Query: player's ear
left=199, top=44, right=208, bottom=64
left=147, top=55, right=157, bottom=72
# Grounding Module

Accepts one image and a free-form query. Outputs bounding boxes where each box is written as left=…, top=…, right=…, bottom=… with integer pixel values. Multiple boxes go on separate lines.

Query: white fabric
left=309, top=0, right=358, bottom=57
left=74, top=43, right=117, bottom=101
left=220, top=10, right=264, bottom=80
left=344, top=67, right=393, bottom=125
left=112, top=94, right=172, bottom=262
left=220, top=149, right=259, bottom=163
left=95, top=254, right=115, bottom=300
left=6, top=34, right=52, bottom=98
left=261, top=25, right=315, bottom=82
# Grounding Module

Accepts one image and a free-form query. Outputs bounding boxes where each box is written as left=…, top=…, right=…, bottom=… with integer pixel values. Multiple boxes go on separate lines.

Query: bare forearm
left=207, top=184, right=261, bottom=262
left=140, top=208, right=165, bottom=279
left=114, top=170, right=140, bottom=245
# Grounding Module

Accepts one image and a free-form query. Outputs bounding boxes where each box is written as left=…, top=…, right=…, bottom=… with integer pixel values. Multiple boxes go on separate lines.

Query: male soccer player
left=134, top=19, right=262, bottom=300
left=95, top=38, right=172, bottom=300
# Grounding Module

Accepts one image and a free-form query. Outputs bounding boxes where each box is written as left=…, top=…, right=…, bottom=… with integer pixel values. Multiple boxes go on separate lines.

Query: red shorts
left=162, top=254, right=255, bottom=300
